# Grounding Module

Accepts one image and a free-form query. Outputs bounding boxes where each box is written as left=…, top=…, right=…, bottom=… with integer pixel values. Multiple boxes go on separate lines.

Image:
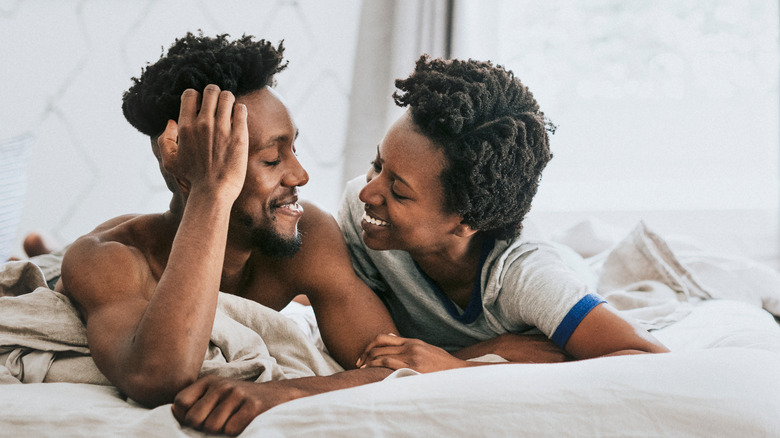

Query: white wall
left=453, top=0, right=780, bottom=266
left=1, top=0, right=361, bottom=256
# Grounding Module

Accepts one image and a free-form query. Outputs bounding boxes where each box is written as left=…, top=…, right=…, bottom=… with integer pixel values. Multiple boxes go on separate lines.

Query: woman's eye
left=390, top=185, right=408, bottom=200
left=264, top=157, right=281, bottom=166
left=370, top=160, right=381, bottom=172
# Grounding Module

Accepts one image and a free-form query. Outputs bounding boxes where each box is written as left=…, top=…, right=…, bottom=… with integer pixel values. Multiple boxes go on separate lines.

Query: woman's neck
left=411, top=234, right=485, bottom=306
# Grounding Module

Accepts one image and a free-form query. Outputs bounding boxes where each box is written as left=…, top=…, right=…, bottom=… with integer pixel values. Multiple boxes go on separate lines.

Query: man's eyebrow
left=258, top=134, right=292, bottom=150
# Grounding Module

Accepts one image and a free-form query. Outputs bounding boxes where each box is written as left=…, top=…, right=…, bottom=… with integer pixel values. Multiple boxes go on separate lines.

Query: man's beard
left=250, top=224, right=302, bottom=259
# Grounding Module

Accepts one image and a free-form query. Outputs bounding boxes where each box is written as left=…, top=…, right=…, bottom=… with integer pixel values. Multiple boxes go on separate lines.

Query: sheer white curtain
left=341, top=0, right=452, bottom=186
left=451, top=0, right=780, bottom=264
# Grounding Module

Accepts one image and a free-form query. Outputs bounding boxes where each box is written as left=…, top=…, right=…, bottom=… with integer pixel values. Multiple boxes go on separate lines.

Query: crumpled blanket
left=0, top=261, right=343, bottom=386
left=591, top=221, right=780, bottom=330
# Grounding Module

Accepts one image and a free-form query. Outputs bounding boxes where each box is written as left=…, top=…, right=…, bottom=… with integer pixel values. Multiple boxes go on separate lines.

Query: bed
left=1, top=219, right=780, bottom=437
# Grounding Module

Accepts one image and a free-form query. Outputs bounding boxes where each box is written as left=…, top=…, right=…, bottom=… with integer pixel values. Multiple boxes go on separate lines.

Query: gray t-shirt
left=338, top=176, right=603, bottom=352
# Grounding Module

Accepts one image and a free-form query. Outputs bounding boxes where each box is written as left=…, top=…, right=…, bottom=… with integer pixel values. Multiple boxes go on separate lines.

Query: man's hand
left=357, top=334, right=470, bottom=373
left=172, top=367, right=396, bottom=436
left=158, top=84, right=249, bottom=200
left=172, top=375, right=302, bottom=436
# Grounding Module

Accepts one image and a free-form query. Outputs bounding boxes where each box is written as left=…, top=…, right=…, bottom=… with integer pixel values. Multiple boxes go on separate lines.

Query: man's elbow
left=123, top=370, right=198, bottom=407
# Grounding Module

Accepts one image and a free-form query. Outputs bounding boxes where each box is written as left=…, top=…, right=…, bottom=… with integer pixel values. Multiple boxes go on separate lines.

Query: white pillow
left=0, top=134, right=33, bottom=260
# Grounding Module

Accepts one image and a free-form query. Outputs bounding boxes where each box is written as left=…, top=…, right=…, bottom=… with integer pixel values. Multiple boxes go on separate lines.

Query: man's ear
left=175, top=177, right=191, bottom=196
left=455, top=222, right=479, bottom=238
left=149, top=136, right=161, bottom=160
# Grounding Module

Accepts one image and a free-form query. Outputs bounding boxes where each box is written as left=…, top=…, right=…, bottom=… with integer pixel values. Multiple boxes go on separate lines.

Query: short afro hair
left=122, top=31, right=287, bottom=137
left=393, top=55, right=554, bottom=240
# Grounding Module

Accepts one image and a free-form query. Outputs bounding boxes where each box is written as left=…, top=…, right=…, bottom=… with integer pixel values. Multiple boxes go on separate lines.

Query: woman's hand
left=356, top=334, right=470, bottom=373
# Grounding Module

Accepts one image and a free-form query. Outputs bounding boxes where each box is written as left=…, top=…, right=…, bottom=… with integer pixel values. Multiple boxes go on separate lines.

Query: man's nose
left=284, top=155, right=309, bottom=187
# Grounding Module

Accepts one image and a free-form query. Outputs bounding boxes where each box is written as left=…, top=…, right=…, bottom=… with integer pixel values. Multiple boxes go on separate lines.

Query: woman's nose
left=359, top=175, right=383, bottom=205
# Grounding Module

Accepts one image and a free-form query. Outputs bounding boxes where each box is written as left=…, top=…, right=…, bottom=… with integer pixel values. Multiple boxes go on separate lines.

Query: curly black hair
left=122, top=32, right=287, bottom=137
left=393, top=55, right=554, bottom=240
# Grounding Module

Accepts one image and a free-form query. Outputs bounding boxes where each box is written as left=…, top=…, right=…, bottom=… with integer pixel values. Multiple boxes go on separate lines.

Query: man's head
left=392, top=55, right=554, bottom=240
left=122, top=31, right=287, bottom=138
left=122, top=32, right=307, bottom=258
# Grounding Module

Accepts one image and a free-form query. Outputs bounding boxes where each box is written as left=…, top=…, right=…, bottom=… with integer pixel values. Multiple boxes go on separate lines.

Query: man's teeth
left=278, top=203, right=303, bottom=213
left=363, top=212, right=389, bottom=226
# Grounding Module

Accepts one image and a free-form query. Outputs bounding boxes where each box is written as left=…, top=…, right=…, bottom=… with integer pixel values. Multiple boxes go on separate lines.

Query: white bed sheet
left=1, top=298, right=779, bottom=438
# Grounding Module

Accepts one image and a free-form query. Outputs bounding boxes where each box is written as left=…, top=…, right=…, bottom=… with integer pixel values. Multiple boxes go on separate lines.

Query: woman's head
left=393, top=55, right=553, bottom=240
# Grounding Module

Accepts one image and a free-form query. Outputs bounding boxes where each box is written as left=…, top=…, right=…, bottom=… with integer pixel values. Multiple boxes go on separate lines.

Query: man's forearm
left=125, top=191, right=234, bottom=397
left=173, top=366, right=396, bottom=435
left=284, top=366, right=396, bottom=398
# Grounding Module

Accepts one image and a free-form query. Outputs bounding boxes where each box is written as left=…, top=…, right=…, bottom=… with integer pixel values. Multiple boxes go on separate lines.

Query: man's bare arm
left=60, top=86, right=248, bottom=406
left=291, top=203, right=398, bottom=369
left=172, top=367, right=394, bottom=436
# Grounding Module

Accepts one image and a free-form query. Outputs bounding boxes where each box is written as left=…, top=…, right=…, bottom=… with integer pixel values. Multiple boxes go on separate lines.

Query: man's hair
left=122, top=32, right=287, bottom=137
left=393, top=55, right=554, bottom=240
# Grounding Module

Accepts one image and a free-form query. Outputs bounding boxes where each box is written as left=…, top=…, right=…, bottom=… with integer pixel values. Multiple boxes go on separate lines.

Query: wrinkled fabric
left=0, top=261, right=342, bottom=385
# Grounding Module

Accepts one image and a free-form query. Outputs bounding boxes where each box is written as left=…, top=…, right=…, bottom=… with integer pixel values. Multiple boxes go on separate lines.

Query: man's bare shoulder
left=297, top=201, right=343, bottom=248
left=282, top=201, right=356, bottom=291
left=60, top=213, right=167, bottom=310
left=290, top=202, right=349, bottom=265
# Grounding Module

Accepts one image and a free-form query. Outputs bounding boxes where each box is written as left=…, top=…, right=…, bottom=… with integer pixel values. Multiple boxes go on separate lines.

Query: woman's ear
left=455, top=222, right=479, bottom=238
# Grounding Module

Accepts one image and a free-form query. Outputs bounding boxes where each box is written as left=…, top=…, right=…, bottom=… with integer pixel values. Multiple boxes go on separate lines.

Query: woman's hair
left=393, top=55, right=554, bottom=240
left=122, top=32, right=287, bottom=137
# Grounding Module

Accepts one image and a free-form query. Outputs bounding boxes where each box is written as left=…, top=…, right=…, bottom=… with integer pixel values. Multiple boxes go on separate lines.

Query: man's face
left=231, top=87, right=309, bottom=258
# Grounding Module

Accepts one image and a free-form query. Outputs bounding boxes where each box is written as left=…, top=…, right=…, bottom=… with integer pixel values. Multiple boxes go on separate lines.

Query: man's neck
left=219, top=242, right=254, bottom=294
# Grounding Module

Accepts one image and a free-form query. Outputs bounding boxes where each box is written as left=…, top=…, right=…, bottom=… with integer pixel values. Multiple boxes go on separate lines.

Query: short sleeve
left=485, top=241, right=604, bottom=344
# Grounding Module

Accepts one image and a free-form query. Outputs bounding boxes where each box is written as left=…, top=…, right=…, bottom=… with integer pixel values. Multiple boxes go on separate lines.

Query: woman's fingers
left=359, top=345, right=407, bottom=368
left=364, top=355, right=409, bottom=371
left=357, top=333, right=406, bottom=368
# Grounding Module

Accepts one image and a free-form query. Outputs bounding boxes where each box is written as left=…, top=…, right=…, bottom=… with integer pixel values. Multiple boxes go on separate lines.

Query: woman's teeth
left=363, top=212, right=389, bottom=226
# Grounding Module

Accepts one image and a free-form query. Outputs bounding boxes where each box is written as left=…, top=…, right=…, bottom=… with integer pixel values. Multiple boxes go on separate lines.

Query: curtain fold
left=341, top=0, right=452, bottom=187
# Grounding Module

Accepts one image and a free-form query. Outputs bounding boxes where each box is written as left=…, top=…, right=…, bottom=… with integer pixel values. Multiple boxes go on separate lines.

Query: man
left=56, top=32, right=398, bottom=435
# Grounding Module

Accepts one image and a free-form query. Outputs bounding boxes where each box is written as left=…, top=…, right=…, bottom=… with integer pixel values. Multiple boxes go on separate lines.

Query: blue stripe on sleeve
left=550, top=293, right=606, bottom=348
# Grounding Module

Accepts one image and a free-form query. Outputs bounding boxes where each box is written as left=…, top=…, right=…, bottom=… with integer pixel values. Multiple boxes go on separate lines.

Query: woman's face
left=358, top=111, right=465, bottom=254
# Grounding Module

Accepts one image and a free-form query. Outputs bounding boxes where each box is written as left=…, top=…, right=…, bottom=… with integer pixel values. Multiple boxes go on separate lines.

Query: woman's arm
left=358, top=303, right=668, bottom=373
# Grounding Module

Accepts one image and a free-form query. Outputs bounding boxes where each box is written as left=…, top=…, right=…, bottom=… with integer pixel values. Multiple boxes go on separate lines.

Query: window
left=452, top=0, right=780, bottom=262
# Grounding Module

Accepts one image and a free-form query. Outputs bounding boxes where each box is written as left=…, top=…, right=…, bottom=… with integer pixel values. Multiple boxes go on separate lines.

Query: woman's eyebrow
left=392, top=173, right=415, bottom=193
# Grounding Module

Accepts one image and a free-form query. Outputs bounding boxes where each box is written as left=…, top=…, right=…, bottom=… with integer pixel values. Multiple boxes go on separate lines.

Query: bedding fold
left=593, top=221, right=780, bottom=330
left=0, top=260, right=342, bottom=386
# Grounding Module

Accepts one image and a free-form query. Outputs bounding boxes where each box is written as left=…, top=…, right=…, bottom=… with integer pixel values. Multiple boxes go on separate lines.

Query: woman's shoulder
left=490, top=235, right=597, bottom=290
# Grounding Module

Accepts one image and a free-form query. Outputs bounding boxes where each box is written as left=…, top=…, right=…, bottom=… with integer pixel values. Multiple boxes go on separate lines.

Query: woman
left=338, top=55, right=668, bottom=373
